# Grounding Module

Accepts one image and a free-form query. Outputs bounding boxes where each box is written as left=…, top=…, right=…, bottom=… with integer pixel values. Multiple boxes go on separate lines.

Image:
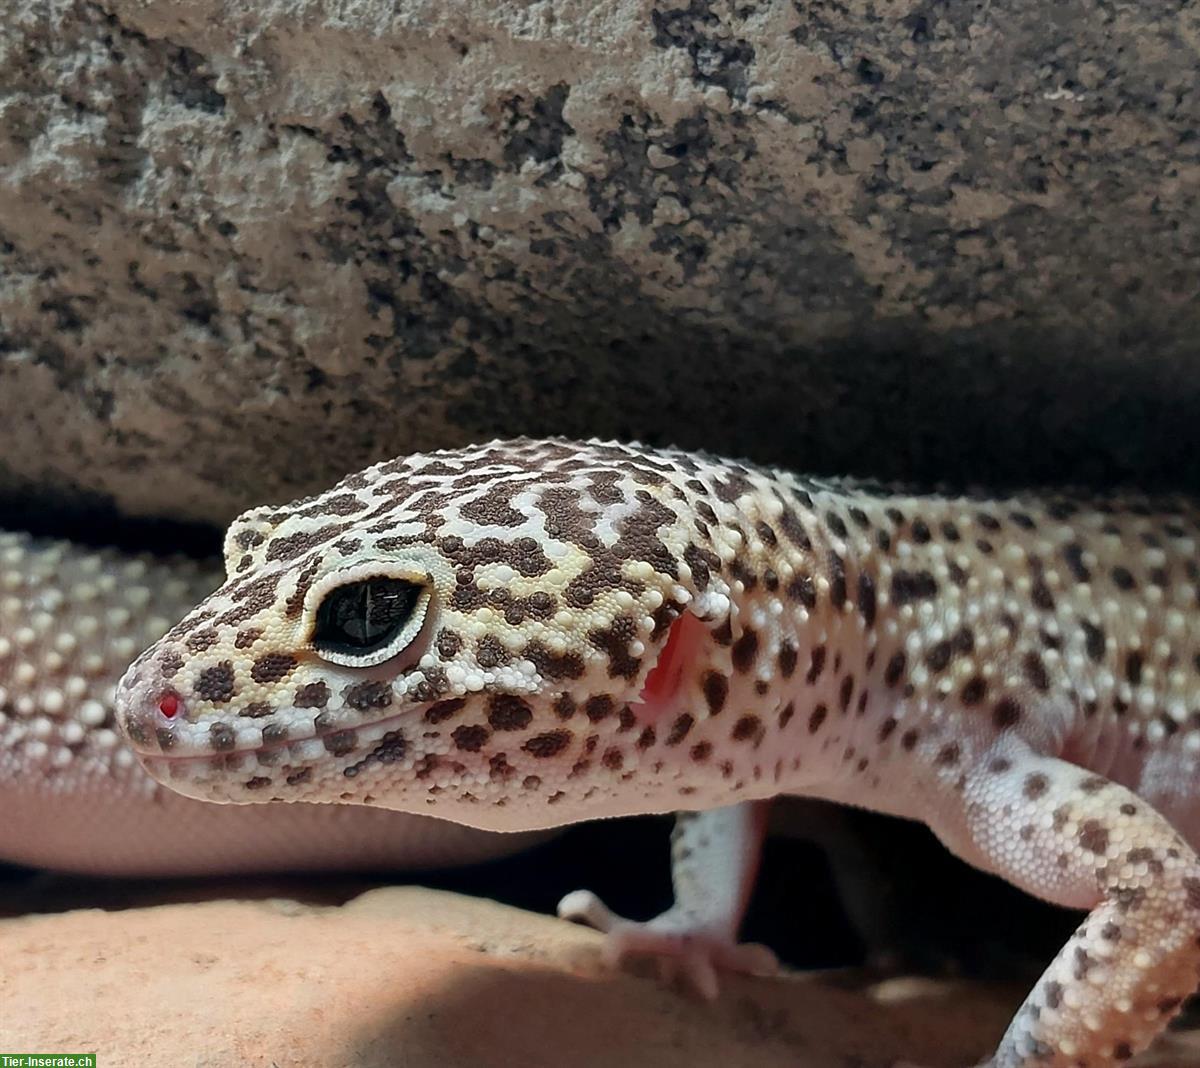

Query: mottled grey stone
left=1, top=0, right=1198, bottom=531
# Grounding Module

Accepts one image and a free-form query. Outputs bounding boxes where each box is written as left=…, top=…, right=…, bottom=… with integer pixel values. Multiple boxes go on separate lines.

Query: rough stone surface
left=2, top=0, right=1199, bottom=531
left=0, top=886, right=1021, bottom=1066
left=3, top=886, right=1198, bottom=1066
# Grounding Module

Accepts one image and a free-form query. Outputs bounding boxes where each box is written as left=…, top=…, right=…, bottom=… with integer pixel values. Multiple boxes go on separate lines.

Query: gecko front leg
left=558, top=801, right=778, bottom=999
left=931, top=741, right=1200, bottom=1067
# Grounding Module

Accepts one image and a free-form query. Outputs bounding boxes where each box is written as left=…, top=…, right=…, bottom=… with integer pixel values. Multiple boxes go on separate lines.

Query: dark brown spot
left=786, top=573, right=817, bottom=608
left=436, top=629, right=464, bottom=659
left=294, top=681, right=330, bottom=709
left=588, top=617, right=642, bottom=679
left=857, top=572, right=876, bottom=627
left=1125, top=651, right=1144, bottom=686
left=808, top=704, right=828, bottom=733
left=250, top=652, right=298, bottom=684
left=1023, top=651, right=1050, bottom=692
left=585, top=695, right=615, bottom=722
left=936, top=743, right=961, bottom=767
left=961, top=676, right=987, bottom=705
left=185, top=629, right=218, bottom=653
left=993, top=698, right=1022, bottom=729
left=475, top=634, right=511, bottom=669
left=195, top=662, right=236, bottom=704
left=1031, top=574, right=1055, bottom=612
left=754, top=520, right=778, bottom=546
left=828, top=551, right=847, bottom=607
left=1023, top=773, right=1049, bottom=799
left=891, top=569, right=938, bottom=606
left=838, top=675, right=854, bottom=713
left=1062, top=543, right=1090, bottom=583
left=1112, top=566, right=1135, bottom=590
left=451, top=724, right=490, bottom=752
left=487, top=694, right=533, bottom=731
left=425, top=698, right=467, bottom=724
left=209, top=722, right=236, bottom=751
left=1184, top=877, right=1200, bottom=910
left=702, top=671, right=728, bottom=715
left=806, top=645, right=827, bottom=684
left=732, top=629, right=759, bottom=673
left=522, top=730, right=572, bottom=758
left=324, top=729, right=358, bottom=757
left=732, top=715, right=764, bottom=745
left=925, top=640, right=952, bottom=672
left=778, top=642, right=798, bottom=679
left=345, top=680, right=392, bottom=711
left=1079, top=775, right=1108, bottom=794
left=234, top=628, right=262, bottom=650
left=666, top=714, right=694, bottom=745
left=1078, top=820, right=1109, bottom=855
left=525, top=642, right=585, bottom=680
left=884, top=651, right=906, bottom=687
left=825, top=511, right=847, bottom=539
left=1081, top=621, right=1106, bottom=662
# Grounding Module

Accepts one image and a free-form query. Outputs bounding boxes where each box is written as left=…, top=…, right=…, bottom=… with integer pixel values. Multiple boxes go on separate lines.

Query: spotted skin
left=115, top=438, right=1200, bottom=1066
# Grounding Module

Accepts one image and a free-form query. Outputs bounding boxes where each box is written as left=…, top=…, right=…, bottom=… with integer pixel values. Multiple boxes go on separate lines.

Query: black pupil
left=314, top=577, right=421, bottom=655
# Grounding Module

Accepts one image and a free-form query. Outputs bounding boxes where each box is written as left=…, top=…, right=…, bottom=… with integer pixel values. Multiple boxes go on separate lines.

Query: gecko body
left=114, top=438, right=1200, bottom=1066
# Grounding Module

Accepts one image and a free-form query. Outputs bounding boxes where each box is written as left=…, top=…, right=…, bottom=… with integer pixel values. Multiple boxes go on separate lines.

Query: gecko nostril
left=157, top=690, right=182, bottom=719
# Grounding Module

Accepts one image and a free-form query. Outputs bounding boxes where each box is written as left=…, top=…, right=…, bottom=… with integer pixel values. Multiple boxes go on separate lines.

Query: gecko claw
left=557, top=888, right=779, bottom=999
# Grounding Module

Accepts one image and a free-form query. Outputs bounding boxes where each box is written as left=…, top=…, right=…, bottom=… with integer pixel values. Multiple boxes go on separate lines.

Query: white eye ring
left=304, top=562, right=433, bottom=668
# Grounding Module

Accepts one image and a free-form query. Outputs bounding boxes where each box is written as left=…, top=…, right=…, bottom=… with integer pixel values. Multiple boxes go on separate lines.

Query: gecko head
left=114, top=439, right=780, bottom=832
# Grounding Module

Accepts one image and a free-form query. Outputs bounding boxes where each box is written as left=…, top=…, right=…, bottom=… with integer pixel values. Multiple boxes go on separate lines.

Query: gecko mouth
left=129, top=696, right=435, bottom=765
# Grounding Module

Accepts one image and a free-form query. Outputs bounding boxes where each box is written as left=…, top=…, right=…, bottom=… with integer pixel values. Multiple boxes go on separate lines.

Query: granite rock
left=1, top=0, right=1199, bottom=530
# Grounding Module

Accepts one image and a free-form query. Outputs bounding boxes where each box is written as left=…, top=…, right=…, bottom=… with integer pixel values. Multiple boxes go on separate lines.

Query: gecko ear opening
left=638, top=612, right=708, bottom=709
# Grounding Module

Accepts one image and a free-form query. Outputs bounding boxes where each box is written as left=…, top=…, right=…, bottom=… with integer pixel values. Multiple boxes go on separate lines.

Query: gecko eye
left=311, top=576, right=428, bottom=667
